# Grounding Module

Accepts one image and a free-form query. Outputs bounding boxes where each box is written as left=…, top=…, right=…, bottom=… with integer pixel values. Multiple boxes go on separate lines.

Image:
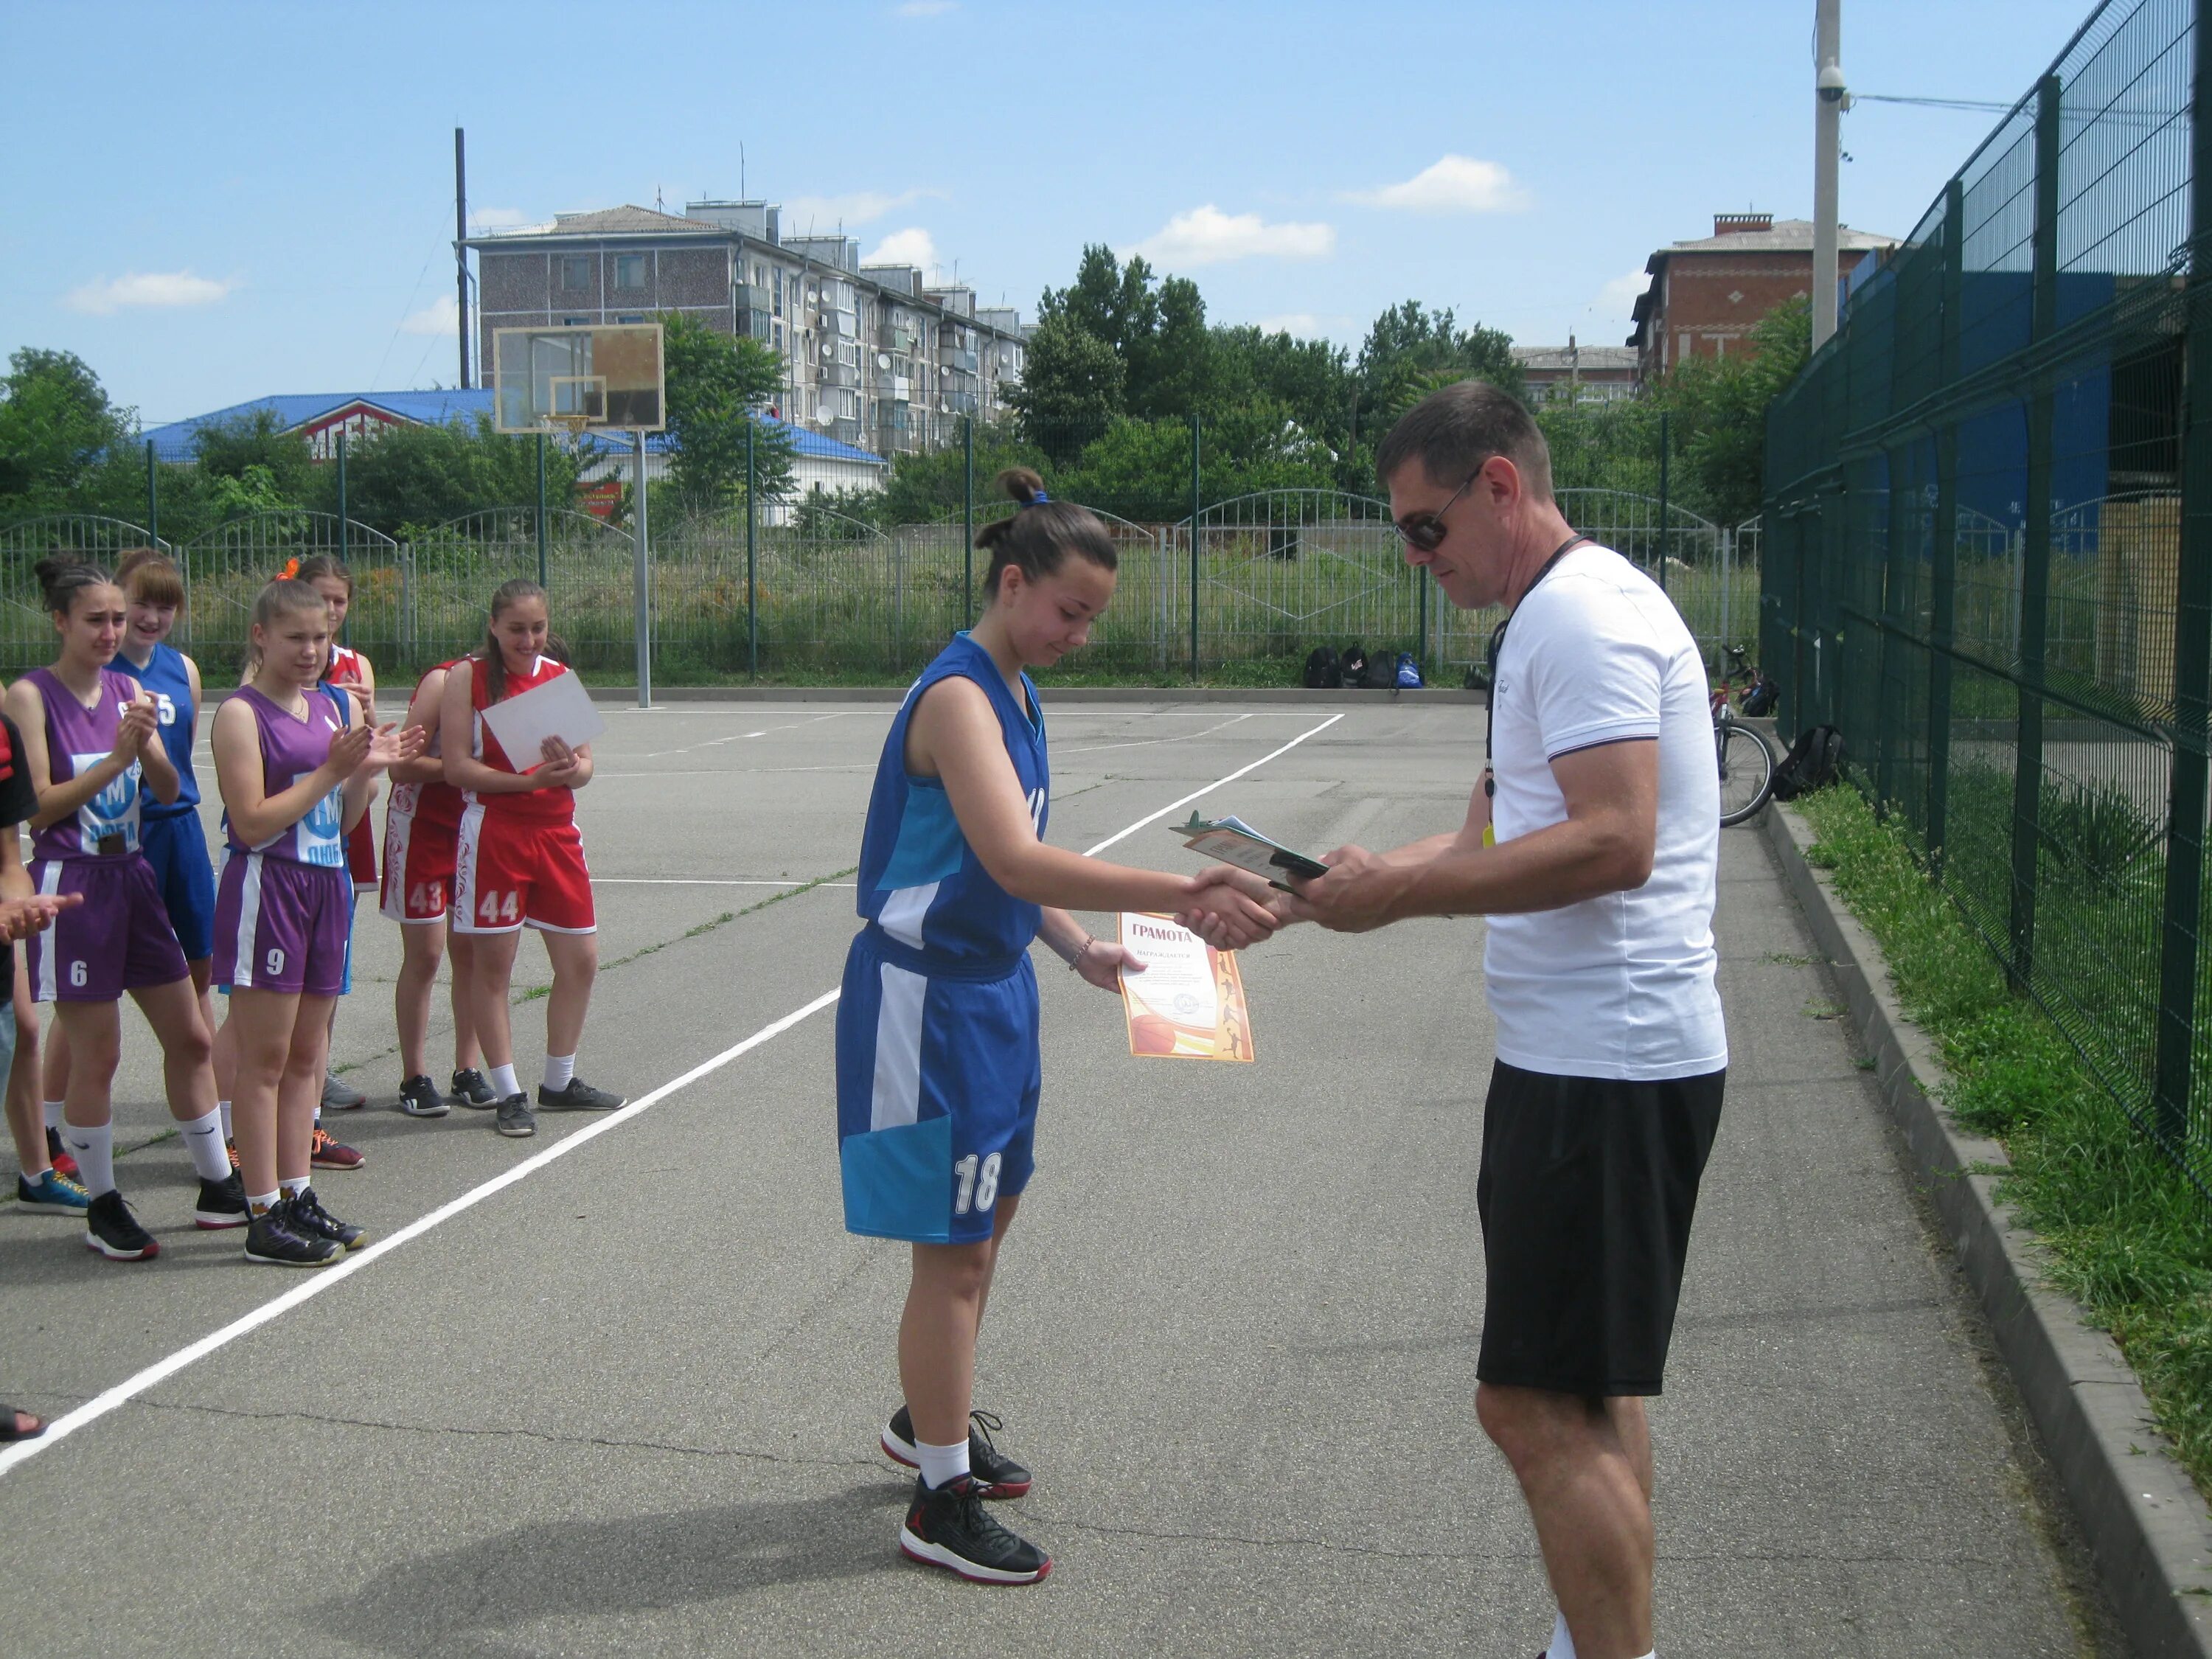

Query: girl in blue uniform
left=837, top=469, right=1276, bottom=1585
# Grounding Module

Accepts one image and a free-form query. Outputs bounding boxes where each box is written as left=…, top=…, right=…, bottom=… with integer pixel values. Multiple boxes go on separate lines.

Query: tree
left=191, top=408, right=316, bottom=506
left=658, top=311, right=796, bottom=509
left=338, top=415, right=582, bottom=537
left=0, top=349, right=133, bottom=515
left=1354, top=302, right=1525, bottom=442
left=873, top=420, right=1049, bottom=525
left=1649, top=295, right=1812, bottom=525
left=1006, top=313, right=1124, bottom=462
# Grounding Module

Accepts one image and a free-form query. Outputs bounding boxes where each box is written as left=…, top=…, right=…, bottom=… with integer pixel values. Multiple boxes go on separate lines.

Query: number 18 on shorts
left=834, top=941, right=1040, bottom=1245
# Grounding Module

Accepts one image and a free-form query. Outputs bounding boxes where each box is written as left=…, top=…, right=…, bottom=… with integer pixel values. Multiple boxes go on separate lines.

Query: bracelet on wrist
left=1060, top=933, right=1096, bottom=971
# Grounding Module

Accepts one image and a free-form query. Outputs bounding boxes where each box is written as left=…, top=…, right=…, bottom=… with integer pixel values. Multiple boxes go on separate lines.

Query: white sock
left=42, top=1099, right=63, bottom=1131
left=248, top=1189, right=280, bottom=1217
left=542, top=1053, right=575, bottom=1093
left=489, top=1062, right=521, bottom=1098
left=218, top=1099, right=233, bottom=1139
left=281, top=1175, right=309, bottom=1199
left=313, top=1105, right=322, bottom=1124
left=1544, top=1610, right=1579, bottom=1659
left=61, top=1122, right=114, bottom=1197
left=180, top=1110, right=232, bottom=1181
left=914, top=1436, right=971, bottom=1490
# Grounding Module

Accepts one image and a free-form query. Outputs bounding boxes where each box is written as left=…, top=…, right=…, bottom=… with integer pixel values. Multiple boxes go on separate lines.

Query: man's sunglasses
left=1394, top=470, right=1479, bottom=553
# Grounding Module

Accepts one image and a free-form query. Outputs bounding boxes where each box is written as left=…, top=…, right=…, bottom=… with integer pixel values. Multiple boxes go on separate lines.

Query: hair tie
left=1031, top=489, right=1051, bottom=505
left=279, top=557, right=301, bottom=580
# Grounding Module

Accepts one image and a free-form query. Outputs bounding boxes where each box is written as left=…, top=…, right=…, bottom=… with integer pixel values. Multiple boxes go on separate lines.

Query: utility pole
left=455, top=127, right=471, bottom=389
left=1812, top=0, right=1846, bottom=349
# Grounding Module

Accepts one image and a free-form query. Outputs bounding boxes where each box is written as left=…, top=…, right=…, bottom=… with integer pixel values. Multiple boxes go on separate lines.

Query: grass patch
left=517, top=866, right=857, bottom=1002
left=1796, top=785, right=2212, bottom=1498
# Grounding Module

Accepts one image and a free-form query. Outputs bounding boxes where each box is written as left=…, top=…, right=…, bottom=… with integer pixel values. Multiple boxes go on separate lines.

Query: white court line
left=1055, top=712, right=1254, bottom=757
left=0, top=708, right=1345, bottom=1479
left=633, top=712, right=847, bottom=761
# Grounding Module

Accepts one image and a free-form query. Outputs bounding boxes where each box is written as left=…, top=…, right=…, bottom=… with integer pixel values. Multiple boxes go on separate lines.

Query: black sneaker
left=883, top=1407, right=1032, bottom=1499
left=287, top=1185, right=366, bottom=1251
left=398, top=1074, right=450, bottom=1119
left=243, top=1200, right=341, bottom=1267
left=495, top=1094, right=536, bottom=1138
left=898, top=1474, right=1050, bottom=1585
left=192, top=1172, right=250, bottom=1230
left=83, top=1190, right=159, bottom=1262
left=537, top=1077, right=625, bottom=1111
left=451, top=1068, right=496, bottom=1108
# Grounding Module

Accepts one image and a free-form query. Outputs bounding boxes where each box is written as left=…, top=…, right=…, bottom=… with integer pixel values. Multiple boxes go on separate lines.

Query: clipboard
left=479, top=669, right=606, bottom=768
left=1167, top=811, right=1329, bottom=891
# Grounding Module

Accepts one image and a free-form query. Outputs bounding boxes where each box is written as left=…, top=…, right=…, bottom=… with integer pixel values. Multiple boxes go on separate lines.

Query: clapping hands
left=0, top=891, right=80, bottom=943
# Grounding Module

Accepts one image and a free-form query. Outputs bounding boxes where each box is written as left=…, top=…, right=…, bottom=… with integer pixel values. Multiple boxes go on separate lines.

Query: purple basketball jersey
left=25, top=667, right=144, bottom=862
left=224, top=684, right=349, bottom=867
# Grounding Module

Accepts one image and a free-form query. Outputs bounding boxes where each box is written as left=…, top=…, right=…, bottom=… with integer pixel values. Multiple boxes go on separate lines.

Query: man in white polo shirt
left=1278, top=380, right=1724, bottom=1659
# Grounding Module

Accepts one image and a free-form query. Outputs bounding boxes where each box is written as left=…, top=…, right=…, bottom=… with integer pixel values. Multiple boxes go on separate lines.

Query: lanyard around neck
left=1483, top=532, right=1590, bottom=799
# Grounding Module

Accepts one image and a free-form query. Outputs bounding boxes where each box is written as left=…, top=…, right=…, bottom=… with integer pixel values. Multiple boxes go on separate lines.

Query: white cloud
left=861, top=226, right=941, bottom=273
left=469, top=206, right=532, bottom=230
left=896, top=0, right=956, bottom=14
left=1349, top=155, right=1531, bottom=215
left=401, top=293, right=461, bottom=336
left=1129, top=205, right=1335, bottom=268
left=1594, top=268, right=1650, bottom=324
left=63, top=270, right=234, bottom=315
left=1255, top=313, right=1322, bottom=336
left=785, top=188, right=940, bottom=230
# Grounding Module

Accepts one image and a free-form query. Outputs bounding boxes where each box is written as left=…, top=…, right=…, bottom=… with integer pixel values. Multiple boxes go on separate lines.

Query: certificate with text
left=1116, top=913, right=1256, bottom=1062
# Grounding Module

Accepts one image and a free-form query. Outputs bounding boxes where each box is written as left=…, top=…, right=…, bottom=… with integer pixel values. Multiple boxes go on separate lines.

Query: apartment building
left=467, top=201, right=1025, bottom=456
left=1512, top=338, right=1638, bottom=405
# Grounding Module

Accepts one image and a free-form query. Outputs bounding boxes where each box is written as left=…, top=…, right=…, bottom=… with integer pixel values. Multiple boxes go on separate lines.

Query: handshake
left=1170, top=845, right=1390, bottom=950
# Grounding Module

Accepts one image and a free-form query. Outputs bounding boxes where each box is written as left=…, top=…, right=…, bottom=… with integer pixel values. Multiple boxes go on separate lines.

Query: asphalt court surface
left=0, top=699, right=2122, bottom=1657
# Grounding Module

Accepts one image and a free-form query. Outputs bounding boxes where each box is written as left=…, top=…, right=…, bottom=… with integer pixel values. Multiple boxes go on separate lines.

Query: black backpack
left=1360, top=650, right=1397, bottom=689
left=1463, top=661, right=1492, bottom=692
left=1740, top=672, right=1778, bottom=718
left=1301, top=644, right=1343, bottom=689
left=1772, top=726, right=1846, bottom=801
left=1339, top=642, right=1369, bottom=686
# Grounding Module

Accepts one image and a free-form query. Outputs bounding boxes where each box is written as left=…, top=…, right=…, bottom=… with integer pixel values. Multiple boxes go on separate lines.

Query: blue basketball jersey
left=855, top=633, right=1049, bottom=971
left=120, top=641, right=201, bottom=816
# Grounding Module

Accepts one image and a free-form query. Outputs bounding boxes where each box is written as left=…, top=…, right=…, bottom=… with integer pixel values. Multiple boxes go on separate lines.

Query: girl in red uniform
left=296, top=556, right=375, bottom=1120
left=439, top=580, right=624, bottom=1139
left=380, top=658, right=491, bottom=1117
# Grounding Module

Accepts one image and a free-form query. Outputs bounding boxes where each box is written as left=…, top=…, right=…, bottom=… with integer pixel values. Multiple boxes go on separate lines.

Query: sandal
left=1, top=1405, right=47, bottom=1442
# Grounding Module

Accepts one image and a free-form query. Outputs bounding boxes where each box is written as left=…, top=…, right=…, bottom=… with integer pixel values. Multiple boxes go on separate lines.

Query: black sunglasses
left=1394, top=470, right=1479, bottom=553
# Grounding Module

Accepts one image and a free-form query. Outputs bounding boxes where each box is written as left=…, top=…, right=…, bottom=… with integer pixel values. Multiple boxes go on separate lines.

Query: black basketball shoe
left=897, top=1474, right=1050, bottom=1585
left=287, top=1186, right=366, bottom=1251
left=882, top=1406, right=1032, bottom=1499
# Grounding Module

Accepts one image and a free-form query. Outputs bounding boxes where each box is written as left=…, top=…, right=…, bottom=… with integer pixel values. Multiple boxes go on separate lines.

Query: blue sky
left=4, top=0, right=2097, bottom=425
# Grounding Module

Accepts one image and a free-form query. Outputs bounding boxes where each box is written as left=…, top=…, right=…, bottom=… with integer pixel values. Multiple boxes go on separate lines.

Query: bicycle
left=1710, top=644, right=1777, bottom=826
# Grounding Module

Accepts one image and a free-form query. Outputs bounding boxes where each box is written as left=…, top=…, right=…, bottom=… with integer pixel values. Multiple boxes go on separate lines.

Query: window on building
left=772, top=321, right=784, bottom=349
left=562, top=316, right=589, bottom=326
left=560, top=256, right=591, bottom=291
left=616, top=314, right=644, bottom=324
left=613, top=254, right=647, bottom=291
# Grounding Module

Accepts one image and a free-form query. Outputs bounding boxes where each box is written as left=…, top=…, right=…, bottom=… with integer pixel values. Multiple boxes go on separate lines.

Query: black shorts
left=1475, top=1058, right=1725, bottom=1397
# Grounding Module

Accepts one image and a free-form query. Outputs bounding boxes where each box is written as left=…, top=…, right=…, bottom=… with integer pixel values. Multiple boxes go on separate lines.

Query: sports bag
left=1394, top=652, right=1424, bottom=689
left=1339, top=642, right=1370, bottom=686
left=1301, top=644, right=1343, bottom=689
left=1771, top=725, right=1846, bottom=801
left=1360, top=650, right=1397, bottom=689
left=1740, top=672, right=1779, bottom=718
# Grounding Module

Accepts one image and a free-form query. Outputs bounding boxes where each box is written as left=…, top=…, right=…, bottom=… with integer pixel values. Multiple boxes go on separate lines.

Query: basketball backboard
left=493, top=322, right=665, bottom=434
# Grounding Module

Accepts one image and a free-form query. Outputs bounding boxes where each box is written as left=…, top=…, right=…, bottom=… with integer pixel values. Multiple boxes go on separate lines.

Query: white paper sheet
left=479, top=669, right=606, bottom=768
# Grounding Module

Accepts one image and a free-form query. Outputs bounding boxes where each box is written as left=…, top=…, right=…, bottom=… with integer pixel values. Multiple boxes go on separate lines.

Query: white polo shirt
left=1482, top=543, right=1726, bottom=1081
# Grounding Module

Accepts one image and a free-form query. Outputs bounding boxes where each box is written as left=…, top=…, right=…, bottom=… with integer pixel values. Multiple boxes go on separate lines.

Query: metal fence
left=1761, top=0, right=2208, bottom=1190
left=0, top=475, right=1758, bottom=691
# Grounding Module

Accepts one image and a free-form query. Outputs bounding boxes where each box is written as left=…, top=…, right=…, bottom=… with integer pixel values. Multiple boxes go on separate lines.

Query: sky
left=1, top=0, right=2104, bottom=426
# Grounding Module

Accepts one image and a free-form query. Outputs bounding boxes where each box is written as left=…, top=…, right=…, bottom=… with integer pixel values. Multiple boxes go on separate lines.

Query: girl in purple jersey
left=212, top=580, right=417, bottom=1267
left=3, top=559, right=238, bottom=1262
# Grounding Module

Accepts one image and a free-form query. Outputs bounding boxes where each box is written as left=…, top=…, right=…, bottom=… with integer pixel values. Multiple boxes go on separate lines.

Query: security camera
left=1818, top=63, right=1848, bottom=102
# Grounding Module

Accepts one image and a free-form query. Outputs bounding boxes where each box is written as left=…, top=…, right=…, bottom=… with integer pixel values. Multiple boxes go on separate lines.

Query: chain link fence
left=1762, top=0, right=2208, bottom=1192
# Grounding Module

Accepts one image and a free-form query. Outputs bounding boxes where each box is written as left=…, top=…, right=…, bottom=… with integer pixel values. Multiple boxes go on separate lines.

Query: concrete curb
left=577, top=684, right=1486, bottom=706
left=1760, top=800, right=2212, bottom=1659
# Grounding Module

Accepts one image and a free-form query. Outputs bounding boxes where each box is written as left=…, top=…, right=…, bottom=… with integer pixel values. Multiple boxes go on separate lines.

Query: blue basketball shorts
left=139, top=812, right=218, bottom=964
left=835, top=929, right=1040, bottom=1245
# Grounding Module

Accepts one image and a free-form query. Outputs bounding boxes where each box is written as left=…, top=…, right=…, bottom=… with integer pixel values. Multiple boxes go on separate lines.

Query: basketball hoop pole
left=633, top=429, right=653, bottom=709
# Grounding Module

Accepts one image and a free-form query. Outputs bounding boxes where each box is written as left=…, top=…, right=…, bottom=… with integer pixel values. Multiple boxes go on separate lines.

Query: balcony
left=818, top=360, right=860, bottom=389
left=939, top=346, right=979, bottom=375
left=737, top=307, right=772, bottom=342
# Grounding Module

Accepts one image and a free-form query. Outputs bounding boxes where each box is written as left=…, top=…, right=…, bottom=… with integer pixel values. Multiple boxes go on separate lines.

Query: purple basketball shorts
left=27, top=855, right=190, bottom=1003
left=212, top=852, right=352, bottom=998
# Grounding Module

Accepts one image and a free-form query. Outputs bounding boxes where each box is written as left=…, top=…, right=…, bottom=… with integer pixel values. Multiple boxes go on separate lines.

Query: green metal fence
left=1761, top=0, right=2208, bottom=1190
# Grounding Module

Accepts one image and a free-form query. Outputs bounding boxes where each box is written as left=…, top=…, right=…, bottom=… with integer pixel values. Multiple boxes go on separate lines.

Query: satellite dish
left=877, top=352, right=890, bottom=369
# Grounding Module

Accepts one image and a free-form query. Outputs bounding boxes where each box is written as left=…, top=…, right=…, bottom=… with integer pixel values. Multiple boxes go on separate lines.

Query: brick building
left=1512, top=337, right=1639, bottom=405
left=466, top=202, right=1025, bottom=457
left=1627, top=212, right=1897, bottom=382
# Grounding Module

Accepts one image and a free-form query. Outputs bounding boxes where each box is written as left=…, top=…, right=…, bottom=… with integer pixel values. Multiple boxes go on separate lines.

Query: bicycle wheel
left=1717, top=720, right=1776, bottom=826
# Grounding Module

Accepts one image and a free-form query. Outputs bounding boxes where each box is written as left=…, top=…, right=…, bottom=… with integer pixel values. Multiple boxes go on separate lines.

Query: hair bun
left=995, top=466, right=1046, bottom=507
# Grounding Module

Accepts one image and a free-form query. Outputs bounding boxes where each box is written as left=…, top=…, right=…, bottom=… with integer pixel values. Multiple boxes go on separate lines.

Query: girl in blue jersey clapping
left=838, top=468, right=1276, bottom=1586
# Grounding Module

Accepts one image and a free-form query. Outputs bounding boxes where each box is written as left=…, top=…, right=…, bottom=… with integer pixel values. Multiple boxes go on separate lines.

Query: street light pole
left=1812, top=0, right=1846, bottom=349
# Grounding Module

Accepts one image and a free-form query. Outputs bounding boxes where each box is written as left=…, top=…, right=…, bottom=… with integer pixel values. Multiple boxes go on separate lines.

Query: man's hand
left=1175, top=870, right=1281, bottom=950
left=1277, top=844, right=1411, bottom=933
